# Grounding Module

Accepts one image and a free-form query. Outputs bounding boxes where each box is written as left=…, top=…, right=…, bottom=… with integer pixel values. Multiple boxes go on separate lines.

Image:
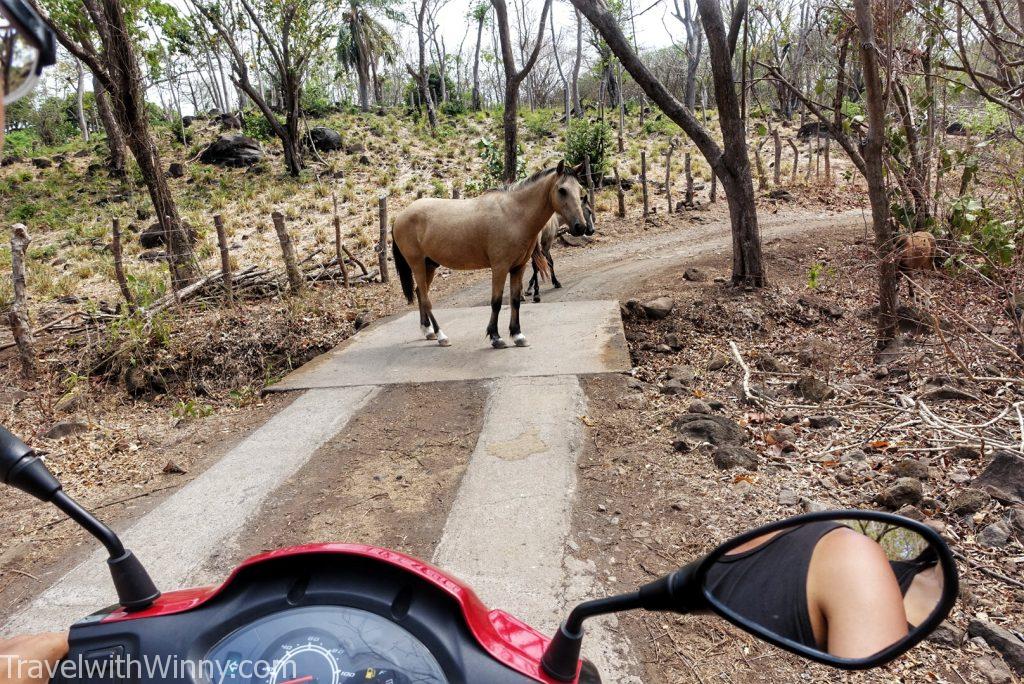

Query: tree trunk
left=76, top=59, right=90, bottom=142
left=98, top=0, right=199, bottom=288
left=571, top=0, right=763, bottom=286
left=472, top=12, right=485, bottom=110
left=492, top=0, right=552, bottom=183
left=272, top=211, right=305, bottom=294
left=853, top=0, right=899, bottom=349
left=9, top=224, right=35, bottom=380
left=571, top=9, right=583, bottom=115
left=94, top=77, right=126, bottom=175
left=417, top=0, right=438, bottom=133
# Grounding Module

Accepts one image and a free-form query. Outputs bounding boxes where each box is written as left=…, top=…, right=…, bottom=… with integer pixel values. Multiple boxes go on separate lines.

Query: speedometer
left=260, top=629, right=347, bottom=684
left=204, top=606, right=447, bottom=684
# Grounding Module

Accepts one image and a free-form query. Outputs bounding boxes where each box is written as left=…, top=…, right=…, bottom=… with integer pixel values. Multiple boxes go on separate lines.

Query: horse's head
left=551, top=161, right=588, bottom=237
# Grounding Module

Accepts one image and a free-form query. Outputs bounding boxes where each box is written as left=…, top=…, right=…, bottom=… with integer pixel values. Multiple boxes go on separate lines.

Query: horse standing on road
left=391, top=161, right=590, bottom=348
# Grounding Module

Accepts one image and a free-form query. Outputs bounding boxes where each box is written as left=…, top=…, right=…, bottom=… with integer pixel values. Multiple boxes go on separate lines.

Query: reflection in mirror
left=703, top=519, right=945, bottom=661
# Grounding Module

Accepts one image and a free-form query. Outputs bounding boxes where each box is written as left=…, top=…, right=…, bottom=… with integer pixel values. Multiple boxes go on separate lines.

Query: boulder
left=875, top=477, right=924, bottom=509
left=946, top=121, right=969, bottom=136
left=641, top=297, right=675, bottom=319
left=974, top=656, right=1012, bottom=684
left=794, top=375, right=835, bottom=402
left=969, top=620, right=1024, bottom=675
left=707, top=352, right=731, bottom=371
left=753, top=353, right=786, bottom=373
left=807, top=415, right=840, bottom=429
left=973, top=450, right=1024, bottom=503
left=949, top=445, right=982, bottom=460
left=687, top=400, right=712, bottom=415
left=893, top=458, right=930, bottom=480
left=199, top=135, right=264, bottom=167
left=672, top=413, right=747, bottom=447
left=948, top=488, right=990, bottom=515
left=168, top=162, right=185, bottom=178
left=307, top=126, right=343, bottom=152
left=683, top=267, right=707, bottom=282
left=928, top=622, right=965, bottom=647
left=797, top=336, right=838, bottom=369
left=666, top=365, right=696, bottom=384
left=140, top=221, right=197, bottom=249
left=42, top=421, right=88, bottom=440
left=978, top=522, right=1011, bottom=548
left=220, top=113, right=242, bottom=130
left=31, top=157, right=52, bottom=169
left=797, top=121, right=832, bottom=139
left=712, top=445, right=759, bottom=471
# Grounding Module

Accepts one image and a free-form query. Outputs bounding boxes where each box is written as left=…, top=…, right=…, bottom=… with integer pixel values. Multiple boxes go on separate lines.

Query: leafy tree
left=336, top=0, right=400, bottom=111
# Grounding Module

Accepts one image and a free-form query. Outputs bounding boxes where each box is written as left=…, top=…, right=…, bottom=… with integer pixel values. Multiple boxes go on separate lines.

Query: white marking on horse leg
left=437, top=331, right=450, bottom=347
left=421, top=324, right=436, bottom=340
left=512, top=333, right=529, bottom=347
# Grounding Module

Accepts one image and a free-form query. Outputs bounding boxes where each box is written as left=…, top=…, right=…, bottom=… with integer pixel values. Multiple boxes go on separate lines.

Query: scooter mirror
left=697, top=511, right=958, bottom=670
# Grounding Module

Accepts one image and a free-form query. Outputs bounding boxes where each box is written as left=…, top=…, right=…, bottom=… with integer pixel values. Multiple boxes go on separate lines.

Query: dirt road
left=4, top=208, right=866, bottom=683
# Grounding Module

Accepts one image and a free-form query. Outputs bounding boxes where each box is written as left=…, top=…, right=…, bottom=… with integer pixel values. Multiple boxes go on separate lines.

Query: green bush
left=563, top=117, right=611, bottom=183
left=2, top=129, right=38, bottom=157
left=441, top=96, right=467, bottom=117
left=523, top=109, right=555, bottom=138
left=32, top=97, right=77, bottom=147
left=948, top=196, right=1020, bottom=269
left=465, top=137, right=524, bottom=194
left=242, top=111, right=281, bottom=141
left=301, top=82, right=334, bottom=118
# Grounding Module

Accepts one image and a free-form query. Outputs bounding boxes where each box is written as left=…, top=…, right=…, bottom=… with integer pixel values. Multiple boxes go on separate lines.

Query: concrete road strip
left=432, top=376, right=641, bottom=681
left=3, top=386, right=378, bottom=634
left=268, top=300, right=630, bottom=391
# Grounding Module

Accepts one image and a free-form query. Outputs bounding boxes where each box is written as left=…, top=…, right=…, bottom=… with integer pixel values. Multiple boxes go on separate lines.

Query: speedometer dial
left=261, top=630, right=346, bottom=684
left=205, top=606, right=448, bottom=684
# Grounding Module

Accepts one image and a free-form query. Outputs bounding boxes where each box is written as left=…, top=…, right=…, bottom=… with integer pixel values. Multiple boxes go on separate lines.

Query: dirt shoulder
left=574, top=225, right=1023, bottom=683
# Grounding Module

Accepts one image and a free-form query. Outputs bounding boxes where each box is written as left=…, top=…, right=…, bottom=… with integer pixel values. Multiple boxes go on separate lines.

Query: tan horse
left=392, top=161, right=589, bottom=348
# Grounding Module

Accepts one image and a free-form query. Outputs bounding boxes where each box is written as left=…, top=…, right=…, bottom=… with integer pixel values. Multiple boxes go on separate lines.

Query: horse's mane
left=481, top=165, right=574, bottom=195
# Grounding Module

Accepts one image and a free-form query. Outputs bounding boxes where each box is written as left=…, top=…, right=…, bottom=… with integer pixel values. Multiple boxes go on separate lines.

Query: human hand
left=0, top=632, right=69, bottom=684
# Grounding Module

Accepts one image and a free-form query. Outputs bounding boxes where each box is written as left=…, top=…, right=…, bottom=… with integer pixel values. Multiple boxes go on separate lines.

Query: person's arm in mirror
left=807, top=528, right=909, bottom=658
left=0, top=632, right=69, bottom=684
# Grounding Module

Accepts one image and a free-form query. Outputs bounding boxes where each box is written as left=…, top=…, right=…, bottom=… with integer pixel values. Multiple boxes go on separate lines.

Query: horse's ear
left=572, top=162, right=586, bottom=177
left=556, top=160, right=565, bottom=175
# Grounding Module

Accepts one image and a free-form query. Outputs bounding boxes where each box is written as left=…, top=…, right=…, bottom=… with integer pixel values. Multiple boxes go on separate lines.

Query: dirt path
left=446, top=208, right=865, bottom=306
left=4, top=208, right=873, bottom=683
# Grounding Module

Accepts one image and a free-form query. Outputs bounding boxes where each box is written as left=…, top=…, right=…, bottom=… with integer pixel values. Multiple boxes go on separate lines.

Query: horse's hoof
left=437, top=334, right=451, bottom=347
left=426, top=332, right=438, bottom=340
left=420, top=325, right=433, bottom=339
left=512, top=334, right=529, bottom=347
left=533, top=296, right=540, bottom=304
left=491, top=338, right=507, bottom=349
left=553, top=282, right=562, bottom=289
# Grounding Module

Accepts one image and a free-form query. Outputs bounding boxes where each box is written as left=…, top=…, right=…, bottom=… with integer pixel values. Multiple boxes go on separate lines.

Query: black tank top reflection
left=703, top=521, right=845, bottom=650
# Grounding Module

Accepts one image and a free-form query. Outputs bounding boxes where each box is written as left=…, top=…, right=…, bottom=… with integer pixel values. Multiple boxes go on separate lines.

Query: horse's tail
left=392, top=238, right=415, bottom=304
left=531, top=242, right=550, bottom=283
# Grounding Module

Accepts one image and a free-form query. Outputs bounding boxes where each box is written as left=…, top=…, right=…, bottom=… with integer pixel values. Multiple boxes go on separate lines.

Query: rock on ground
left=712, top=445, right=759, bottom=471
left=306, top=126, right=343, bottom=152
left=875, top=477, right=924, bottom=509
left=969, top=620, right=1024, bottom=675
left=672, top=414, right=747, bottom=448
left=972, top=450, right=1024, bottom=504
left=948, top=488, right=991, bottom=515
left=794, top=375, right=835, bottom=402
left=641, top=297, right=675, bottom=320
left=199, top=135, right=265, bottom=167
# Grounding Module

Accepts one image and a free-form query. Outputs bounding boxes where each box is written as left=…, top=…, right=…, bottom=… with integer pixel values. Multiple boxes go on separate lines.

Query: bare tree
left=33, top=0, right=200, bottom=288
left=570, top=0, right=765, bottom=286
left=492, top=0, right=553, bottom=183
left=471, top=2, right=489, bottom=110
left=669, top=0, right=703, bottom=111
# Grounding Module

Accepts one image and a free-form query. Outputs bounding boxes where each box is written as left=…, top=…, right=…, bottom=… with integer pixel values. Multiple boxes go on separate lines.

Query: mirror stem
left=542, top=592, right=643, bottom=681
left=1, top=427, right=160, bottom=611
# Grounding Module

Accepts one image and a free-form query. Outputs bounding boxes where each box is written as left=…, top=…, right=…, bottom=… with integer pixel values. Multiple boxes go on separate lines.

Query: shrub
left=242, top=111, right=281, bottom=141
left=563, top=117, right=611, bottom=183
left=441, top=96, right=467, bottom=117
left=523, top=109, right=555, bottom=138
left=948, top=196, right=1021, bottom=270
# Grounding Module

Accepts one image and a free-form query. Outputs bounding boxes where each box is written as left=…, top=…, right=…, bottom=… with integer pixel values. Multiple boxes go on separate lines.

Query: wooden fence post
left=788, top=138, right=800, bottom=183
left=111, top=218, right=135, bottom=311
left=710, top=172, right=718, bottom=203
left=640, top=150, right=650, bottom=218
left=332, top=193, right=349, bottom=288
left=9, top=224, right=35, bottom=379
left=684, top=153, right=694, bottom=207
left=664, top=140, right=676, bottom=213
left=772, top=128, right=782, bottom=186
left=614, top=165, right=625, bottom=218
left=377, top=194, right=389, bottom=284
left=754, top=142, right=767, bottom=191
left=583, top=154, right=596, bottom=208
left=271, top=211, right=304, bottom=294
left=213, top=214, right=233, bottom=301
left=453, top=185, right=461, bottom=199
